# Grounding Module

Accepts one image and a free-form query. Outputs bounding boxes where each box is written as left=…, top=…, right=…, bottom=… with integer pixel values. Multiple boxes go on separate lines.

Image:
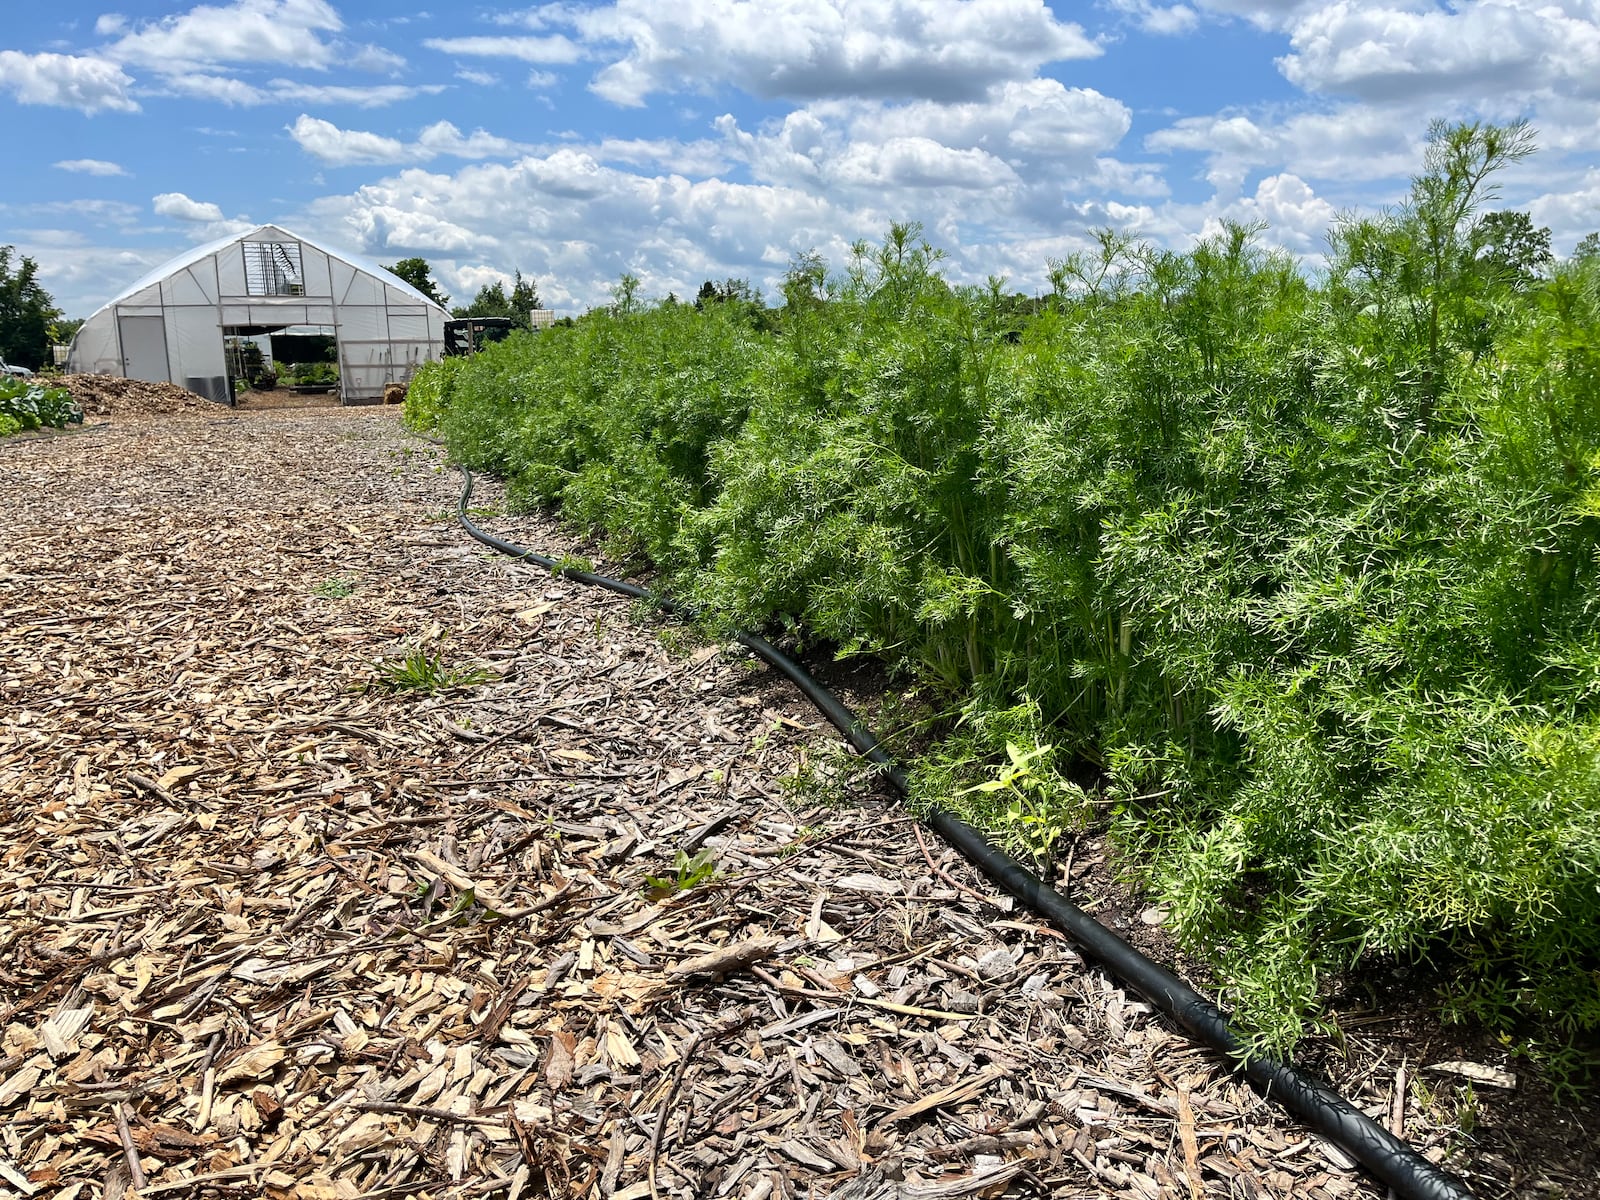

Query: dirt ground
left=233, top=386, right=341, bottom=410
left=1, top=403, right=1594, bottom=1199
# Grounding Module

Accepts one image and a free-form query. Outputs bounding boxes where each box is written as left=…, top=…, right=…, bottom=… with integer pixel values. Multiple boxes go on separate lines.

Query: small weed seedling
left=960, top=741, right=1085, bottom=868
left=312, top=575, right=357, bottom=598
left=368, top=646, right=493, bottom=694
left=777, top=822, right=828, bottom=858
left=645, top=848, right=718, bottom=897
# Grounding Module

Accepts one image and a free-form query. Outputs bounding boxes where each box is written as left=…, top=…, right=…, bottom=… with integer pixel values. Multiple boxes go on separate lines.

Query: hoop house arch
left=67, top=224, right=448, bottom=404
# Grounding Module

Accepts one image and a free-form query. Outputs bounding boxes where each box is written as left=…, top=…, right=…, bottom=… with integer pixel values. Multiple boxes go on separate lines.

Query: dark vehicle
left=444, top=317, right=514, bottom=357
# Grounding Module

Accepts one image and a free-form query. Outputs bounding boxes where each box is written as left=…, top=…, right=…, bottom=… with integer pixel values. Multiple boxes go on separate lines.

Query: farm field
left=2, top=405, right=1531, bottom=1198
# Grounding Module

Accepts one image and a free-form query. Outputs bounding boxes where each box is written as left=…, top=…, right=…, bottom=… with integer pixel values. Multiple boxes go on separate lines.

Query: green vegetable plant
left=288, top=361, right=338, bottom=386
left=412, top=122, right=1600, bottom=1089
left=1, top=377, right=82, bottom=433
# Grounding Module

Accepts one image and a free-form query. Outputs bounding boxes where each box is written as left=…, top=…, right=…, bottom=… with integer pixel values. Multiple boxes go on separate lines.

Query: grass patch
left=312, top=575, right=357, bottom=599
left=367, top=646, right=494, bottom=695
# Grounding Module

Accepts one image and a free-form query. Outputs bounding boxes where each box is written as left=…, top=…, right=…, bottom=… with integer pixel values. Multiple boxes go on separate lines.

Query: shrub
left=421, top=130, right=1600, bottom=1084
left=402, top=355, right=464, bottom=434
left=288, top=361, right=339, bottom=387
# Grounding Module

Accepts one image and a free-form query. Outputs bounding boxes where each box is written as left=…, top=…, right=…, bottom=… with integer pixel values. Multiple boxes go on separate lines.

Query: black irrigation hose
left=455, top=468, right=1475, bottom=1200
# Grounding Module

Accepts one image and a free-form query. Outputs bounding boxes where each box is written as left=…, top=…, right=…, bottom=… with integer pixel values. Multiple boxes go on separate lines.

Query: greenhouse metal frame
left=67, top=224, right=448, bottom=405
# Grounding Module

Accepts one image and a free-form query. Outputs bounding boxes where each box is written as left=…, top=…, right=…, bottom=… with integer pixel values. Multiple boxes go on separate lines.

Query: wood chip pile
left=57, top=376, right=219, bottom=417
left=2, top=411, right=1473, bottom=1199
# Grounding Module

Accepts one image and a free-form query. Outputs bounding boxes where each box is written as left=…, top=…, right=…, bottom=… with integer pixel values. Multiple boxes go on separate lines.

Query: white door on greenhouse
left=118, top=315, right=168, bottom=382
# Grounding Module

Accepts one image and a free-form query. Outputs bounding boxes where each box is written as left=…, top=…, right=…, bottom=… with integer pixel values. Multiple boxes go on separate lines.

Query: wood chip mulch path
left=1, top=408, right=1483, bottom=1199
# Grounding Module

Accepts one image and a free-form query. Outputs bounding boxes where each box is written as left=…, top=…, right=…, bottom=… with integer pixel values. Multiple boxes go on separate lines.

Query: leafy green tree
left=508, top=270, right=540, bottom=323
left=1573, top=232, right=1600, bottom=264
left=382, top=257, right=450, bottom=309
left=694, top=278, right=760, bottom=309
left=453, top=282, right=508, bottom=321
left=1473, top=209, right=1553, bottom=288
left=0, top=246, right=63, bottom=370
left=454, top=270, right=541, bottom=329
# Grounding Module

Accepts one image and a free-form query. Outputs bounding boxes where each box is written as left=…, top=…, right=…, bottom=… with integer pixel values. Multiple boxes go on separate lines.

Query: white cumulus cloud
left=0, top=51, right=139, bottom=114
left=1214, top=172, right=1338, bottom=253
left=289, top=115, right=535, bottom=166
left=107, top=0, right=346, bottom=71
left=1277, top=0, right=1600, bottom=102
left=1107, top=0, right=1202, bottom=35
left=528, top=0, right=1101, bottom=106
left=421, top=35, right=583, bottom=63
left=1147, top=104, right=1424, bottom=197
left=153, top=192, right=226, bottom=222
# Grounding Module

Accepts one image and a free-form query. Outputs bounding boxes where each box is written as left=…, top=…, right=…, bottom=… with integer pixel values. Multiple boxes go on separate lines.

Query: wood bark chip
left=1176, top=1088, right=1204, bottom=1200
left=0, top=400, right=1461, bottom=1198
left=1423, top=1060, right=1517, bottom=1089
left=877, top=1066, right=1007, bottom=1127
left=667, top=935, right=783, bottom=979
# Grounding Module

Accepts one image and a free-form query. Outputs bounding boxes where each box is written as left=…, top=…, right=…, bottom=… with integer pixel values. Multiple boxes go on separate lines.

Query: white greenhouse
left=67, top=224, right=448, bottom=404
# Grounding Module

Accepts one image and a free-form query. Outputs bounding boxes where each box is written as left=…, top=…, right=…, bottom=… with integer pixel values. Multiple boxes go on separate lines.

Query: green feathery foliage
left=409, top=125, right=1600, bottom=1089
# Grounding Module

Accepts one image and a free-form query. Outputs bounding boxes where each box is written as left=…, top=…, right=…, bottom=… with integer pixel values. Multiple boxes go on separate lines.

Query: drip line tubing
left=454, top=467, right=1475, bottom=1200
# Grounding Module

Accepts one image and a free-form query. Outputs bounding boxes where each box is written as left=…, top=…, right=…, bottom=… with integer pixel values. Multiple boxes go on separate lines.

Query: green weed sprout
left=367, top=646, right=493, bottom=694
left=312, top=575, right=357, bottom=598
left=960, top=742, right=1085, bottom=867
left=645, top=848, right=718, bottom=896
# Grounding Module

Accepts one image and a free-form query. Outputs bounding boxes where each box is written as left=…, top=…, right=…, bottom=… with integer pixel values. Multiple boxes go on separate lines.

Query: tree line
left=382, top=257, right=543, bottom=329
left=0, top=247, right=79, bottom=371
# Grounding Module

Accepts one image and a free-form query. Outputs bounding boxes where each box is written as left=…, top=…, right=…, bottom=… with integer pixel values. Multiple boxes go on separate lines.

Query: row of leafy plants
left=0, top=377, right=83, bottom=437
left=406, top=122, right=1600, bottom=1089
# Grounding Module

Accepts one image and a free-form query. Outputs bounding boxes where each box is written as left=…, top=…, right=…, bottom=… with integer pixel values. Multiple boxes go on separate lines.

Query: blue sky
left=3, top=0, right=1598, bottom=318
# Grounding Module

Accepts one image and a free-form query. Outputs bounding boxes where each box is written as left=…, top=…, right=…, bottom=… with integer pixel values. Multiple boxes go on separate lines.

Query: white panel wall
left=338, top=302, right=384, bottom=342
left=169, top=306, right=227, bottom=402
left=170, top=308, right=225, bottom=377
left=387, top=313, right=431, bottom=339
left=217, top=244, right=246, bottom=295
left=302, top=246, right=333, bottom=298
left=162, top=265, right=217, bottom=306
left=66, top=310, right=121, bottom=375
left=340, top=269, right=384, bottom=307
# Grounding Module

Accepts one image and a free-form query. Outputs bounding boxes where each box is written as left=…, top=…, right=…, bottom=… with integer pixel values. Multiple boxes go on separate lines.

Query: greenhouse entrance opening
left=224, top=324, right=341, bottom=402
